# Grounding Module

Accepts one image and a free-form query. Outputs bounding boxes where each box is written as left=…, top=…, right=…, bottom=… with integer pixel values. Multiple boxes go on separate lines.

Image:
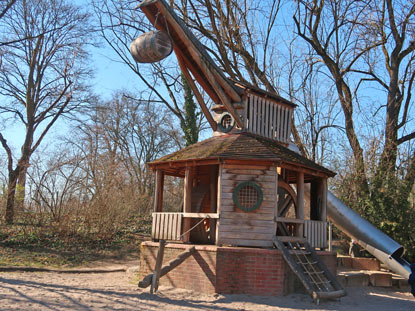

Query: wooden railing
left=152, top=212, right=183, bottom=241
left=275, top=217, right=327, bottom=249
left=244, top=93, right=293, bottom=143
left=304, top=220, right=327, bottom=249
left=152, top=212, right=219, bottom=241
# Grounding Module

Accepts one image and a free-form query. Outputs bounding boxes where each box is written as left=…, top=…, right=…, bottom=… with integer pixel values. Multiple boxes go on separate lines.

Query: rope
left=179, top=215, right=210, bottom=239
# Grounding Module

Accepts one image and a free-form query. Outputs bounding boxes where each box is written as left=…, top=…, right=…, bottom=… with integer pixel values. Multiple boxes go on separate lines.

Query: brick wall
left=139, top=242, right=337, bottom=296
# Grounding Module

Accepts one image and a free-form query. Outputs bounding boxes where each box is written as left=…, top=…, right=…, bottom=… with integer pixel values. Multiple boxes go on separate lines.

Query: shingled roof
left=149, top=133, right=335, bottom=177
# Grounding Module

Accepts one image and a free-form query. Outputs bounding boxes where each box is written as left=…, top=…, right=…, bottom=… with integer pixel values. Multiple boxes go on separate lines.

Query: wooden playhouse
left=135, top=0, right=346, bottom=300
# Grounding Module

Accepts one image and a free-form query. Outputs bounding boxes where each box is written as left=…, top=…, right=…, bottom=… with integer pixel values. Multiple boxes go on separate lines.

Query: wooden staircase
left=272, top=236, right=346, bottom=303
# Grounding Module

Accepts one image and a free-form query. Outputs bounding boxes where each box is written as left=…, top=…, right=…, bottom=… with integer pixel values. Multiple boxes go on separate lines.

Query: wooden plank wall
left=244, top=94, right=292, bottom=144
left=217, top=164, right=277, bottom=247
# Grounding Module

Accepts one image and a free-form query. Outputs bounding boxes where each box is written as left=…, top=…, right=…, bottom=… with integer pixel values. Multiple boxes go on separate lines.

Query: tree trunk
left=16, top=161, right=28, bottom=211
left=5, top=169, right=18, bottom=224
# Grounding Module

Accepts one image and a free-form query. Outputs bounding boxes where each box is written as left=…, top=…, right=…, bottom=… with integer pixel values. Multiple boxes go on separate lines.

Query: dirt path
left=0, top=263, right=414, bottom=311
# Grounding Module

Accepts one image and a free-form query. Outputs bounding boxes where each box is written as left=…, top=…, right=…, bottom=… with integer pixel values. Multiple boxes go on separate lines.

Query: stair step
left=273, top=236, right=346, bottom=303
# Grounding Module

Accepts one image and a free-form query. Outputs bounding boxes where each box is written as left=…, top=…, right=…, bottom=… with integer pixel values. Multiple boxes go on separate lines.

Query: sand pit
left=0, top=264, right=414, bottom=311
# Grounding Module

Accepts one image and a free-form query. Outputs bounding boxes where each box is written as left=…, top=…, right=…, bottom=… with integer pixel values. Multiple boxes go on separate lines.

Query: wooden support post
left=296, top=172, right=304, bottom=237
left=209, top=167, right=217, bottom=244
left=150, top=239, right=166, bottom=294
left=183, top=167, right=192, bottom=242
left=139, top=246, right=196, bottom=289
left=320, top=178, right=327, bottom=222
left=215, top=165, right=222, bottom=244
left=153, top=169, right=164, bottom=213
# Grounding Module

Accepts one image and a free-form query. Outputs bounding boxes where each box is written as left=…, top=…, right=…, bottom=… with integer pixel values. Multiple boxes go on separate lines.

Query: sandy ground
left=0, top=262, right=414, bottom=311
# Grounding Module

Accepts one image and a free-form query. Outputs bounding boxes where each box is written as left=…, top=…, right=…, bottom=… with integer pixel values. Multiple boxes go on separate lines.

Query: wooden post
left=320, top=178, right=327, bottom=222
left=215, top=165, right=222, bottom=244
left=183, top=167, right=192, bottom=242
left=153, top=169, right=164, bottom=213
left=210, top=167, right=217, bottom=243
left=150, top=239, right=166, bottom=294
left=274, top=165, right=279, bottom=235
left=296, top=172, right=304, bottom=237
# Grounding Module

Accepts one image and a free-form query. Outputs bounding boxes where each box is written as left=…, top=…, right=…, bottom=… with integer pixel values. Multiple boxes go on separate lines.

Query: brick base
left=139, top=242, right=337, bottom=296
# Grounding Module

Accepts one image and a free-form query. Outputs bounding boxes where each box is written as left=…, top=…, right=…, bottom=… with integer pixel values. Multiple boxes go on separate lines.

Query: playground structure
left=133, top=0, right=411, bottom=301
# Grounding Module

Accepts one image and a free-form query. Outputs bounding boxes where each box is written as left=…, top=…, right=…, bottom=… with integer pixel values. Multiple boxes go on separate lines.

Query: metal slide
left=326, top=191, right=411, bottom=278
left=287, top=144, right=411, bottom=278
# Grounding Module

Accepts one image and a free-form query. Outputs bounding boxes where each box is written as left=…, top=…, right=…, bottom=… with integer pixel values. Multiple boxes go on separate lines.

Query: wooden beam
left=153, top=169, right=164, bottom=213
left=174, top=47, right=220, bottom=104
left=320, top=178, right=327, bottom=222
left=152, top=1, right=241, bottom=103
left=296, top=171, right=304, bottom=237
left=183, top=212, right=219, bottom=219
left=210, top=167, right=217, bottom=244
left=150, top=239, right=166, bottom=294
left=176, top=52, right=217, bottom=131
left=148, top=2, right=243, bottom=128
left=139, top=246, right=196, bottom=288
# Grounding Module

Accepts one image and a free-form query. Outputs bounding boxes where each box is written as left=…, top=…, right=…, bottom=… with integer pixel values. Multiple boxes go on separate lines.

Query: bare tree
left=294, top=0, right=415, bottom=193
left=0, top=0, right=15, bottom=21
left=0, top=0, right=94, bottom=223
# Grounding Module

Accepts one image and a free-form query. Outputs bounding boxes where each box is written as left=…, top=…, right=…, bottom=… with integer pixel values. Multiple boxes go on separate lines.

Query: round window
left=218, top=113, right=234, bottom=133
left=232, top=181, right=263, bottom=212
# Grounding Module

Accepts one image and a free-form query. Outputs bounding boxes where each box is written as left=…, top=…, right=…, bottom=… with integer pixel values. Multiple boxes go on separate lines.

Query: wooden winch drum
left=130, top=30, right=173, bottom=63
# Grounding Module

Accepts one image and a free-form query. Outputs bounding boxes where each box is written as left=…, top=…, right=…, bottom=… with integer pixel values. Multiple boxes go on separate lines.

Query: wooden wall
left=216, top=163, right=277, bottom=247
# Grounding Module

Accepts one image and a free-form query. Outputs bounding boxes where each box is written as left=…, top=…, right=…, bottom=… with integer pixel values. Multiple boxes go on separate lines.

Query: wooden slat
left=243, top=95, right=248, bottom=130
left=219, top=231, right=273, bottom=240
left=287, top=109, right=293, bottom=141
left=252, top=95, right=257, bottom=134
left=220, top=211, right=274, bottom=220
left=282, top=106, right=287, bottom=141
left=219, top=225, right=275, bottom=234
left=222, top=168, right=275, bottom=175
left=219, top=218, right=274, bottom=227
left=222, top=163, right=271, bottom=170
left=220, top=173, right=276, bottom=182
left=248, top=95, right=254, bottom=133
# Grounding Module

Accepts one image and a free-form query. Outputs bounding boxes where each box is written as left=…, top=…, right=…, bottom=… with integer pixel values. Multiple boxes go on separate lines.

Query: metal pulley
left=130, top=30, right=173, bottom=63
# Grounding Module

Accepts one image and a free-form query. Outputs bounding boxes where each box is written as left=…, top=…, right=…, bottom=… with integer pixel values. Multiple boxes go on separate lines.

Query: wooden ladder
left=272, top=236, right=346, bottom=304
